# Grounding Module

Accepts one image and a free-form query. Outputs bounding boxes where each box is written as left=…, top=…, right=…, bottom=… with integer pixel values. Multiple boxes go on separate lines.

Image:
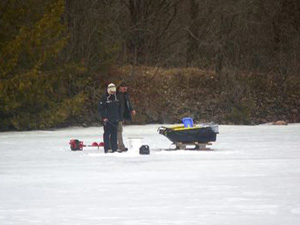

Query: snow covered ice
left=1, top=124, right=300, bottom=225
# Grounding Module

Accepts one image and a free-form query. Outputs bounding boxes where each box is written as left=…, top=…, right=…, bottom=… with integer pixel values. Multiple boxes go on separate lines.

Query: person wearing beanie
left=116, top=82, right=136, bottom=152
left=98, top=83, right=121, bottom=153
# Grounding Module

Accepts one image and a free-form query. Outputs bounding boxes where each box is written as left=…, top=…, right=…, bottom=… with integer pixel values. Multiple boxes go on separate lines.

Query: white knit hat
left=107, top=83, right=116, bottom=93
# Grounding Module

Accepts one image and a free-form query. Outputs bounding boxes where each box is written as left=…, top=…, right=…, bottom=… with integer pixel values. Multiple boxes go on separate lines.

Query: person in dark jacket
left=99, top=83, right=121, bottom=153
left=116, top=82, right=136, bottom=152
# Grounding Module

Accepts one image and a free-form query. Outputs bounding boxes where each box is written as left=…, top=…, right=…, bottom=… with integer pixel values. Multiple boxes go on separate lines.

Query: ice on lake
left=1, top=124, right=300, bottom=225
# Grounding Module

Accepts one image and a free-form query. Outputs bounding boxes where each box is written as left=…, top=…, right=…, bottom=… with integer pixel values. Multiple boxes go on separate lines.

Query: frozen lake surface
left=1, top=124, right=300, bottom=225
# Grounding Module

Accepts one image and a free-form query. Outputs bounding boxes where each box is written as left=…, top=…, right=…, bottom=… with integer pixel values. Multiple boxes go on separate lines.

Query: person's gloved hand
left=103, top=118, right=108, bottom=125
left=131, top=110, right=136, bottom=116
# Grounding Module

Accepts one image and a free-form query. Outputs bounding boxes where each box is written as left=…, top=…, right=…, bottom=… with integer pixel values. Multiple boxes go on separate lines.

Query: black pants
left=103, top=121, right=118, bottom=152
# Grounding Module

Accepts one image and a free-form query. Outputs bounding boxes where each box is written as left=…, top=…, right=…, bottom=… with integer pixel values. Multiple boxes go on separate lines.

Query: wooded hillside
left=1, top=0, right=299, bottom=130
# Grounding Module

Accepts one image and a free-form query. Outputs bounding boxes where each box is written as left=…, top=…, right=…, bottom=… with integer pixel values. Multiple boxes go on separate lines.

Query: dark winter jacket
left=98, top=93, right=121, bottom=123
left=117, top=92, right=134, bottom=121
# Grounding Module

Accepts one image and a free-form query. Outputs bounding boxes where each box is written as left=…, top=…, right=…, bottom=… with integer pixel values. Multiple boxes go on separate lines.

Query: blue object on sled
left=182, top=117, right=194, bottom=128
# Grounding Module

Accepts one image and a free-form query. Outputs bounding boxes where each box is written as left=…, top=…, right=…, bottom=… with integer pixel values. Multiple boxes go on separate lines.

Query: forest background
left=0, top=0, right=300, bottom=131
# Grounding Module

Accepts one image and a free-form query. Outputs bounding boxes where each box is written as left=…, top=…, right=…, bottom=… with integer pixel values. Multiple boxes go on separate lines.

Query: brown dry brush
left=111, top=66, right=300, bottom=125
